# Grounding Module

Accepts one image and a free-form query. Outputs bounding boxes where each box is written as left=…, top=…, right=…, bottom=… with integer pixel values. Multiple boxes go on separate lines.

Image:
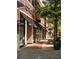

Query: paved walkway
left=17, top=47, right=61, bottom=59
left=26, top=43, right=54, bottom=48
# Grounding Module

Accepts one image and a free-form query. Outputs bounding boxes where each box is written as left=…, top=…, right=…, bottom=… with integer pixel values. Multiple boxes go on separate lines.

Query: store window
left=19, top=13, right=25, bottom=46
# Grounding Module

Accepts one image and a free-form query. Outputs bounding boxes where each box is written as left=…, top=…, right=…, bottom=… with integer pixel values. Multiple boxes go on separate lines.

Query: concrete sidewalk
left=26, top=43, right=54, bottom=48
left=17, top=47, right=61, bottom=59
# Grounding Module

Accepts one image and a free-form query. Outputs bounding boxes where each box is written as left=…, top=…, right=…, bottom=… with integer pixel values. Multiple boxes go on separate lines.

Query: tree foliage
left=36, top=0, right=61, bottom=33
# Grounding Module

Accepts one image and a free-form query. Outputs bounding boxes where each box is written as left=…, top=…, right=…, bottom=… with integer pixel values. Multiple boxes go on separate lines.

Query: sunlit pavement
left=26, top=43, right=54, bottom=48
left=17, top=45, right=61, bottom=59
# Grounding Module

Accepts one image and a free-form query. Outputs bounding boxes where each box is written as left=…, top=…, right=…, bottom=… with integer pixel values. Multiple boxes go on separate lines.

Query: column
left=25, top=20, right=27, bottom=45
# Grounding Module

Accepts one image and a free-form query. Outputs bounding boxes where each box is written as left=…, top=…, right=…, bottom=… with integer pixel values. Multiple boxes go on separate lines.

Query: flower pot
left=54, top=37, right=61, bottom=50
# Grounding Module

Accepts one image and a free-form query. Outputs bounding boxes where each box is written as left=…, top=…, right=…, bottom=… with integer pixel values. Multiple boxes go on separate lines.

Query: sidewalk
left=18, top=45, right=60, bottom=59
left=26, top=43, right=54, bottom=48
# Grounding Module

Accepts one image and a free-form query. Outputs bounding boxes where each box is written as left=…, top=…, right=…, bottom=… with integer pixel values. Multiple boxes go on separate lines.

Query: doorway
left=19, top=14, right=25, bottom=47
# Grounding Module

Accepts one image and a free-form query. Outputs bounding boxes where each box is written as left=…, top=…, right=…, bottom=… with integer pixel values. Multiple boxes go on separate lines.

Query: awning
left=19, top=7, right=34, bottom=20
left=17, top=7, right=35, bottom=26
left=39, top=23, right=45, bottom=28
left=34, top=21, right=46, bottom=30
left=39, top=23, right=47, bottom=30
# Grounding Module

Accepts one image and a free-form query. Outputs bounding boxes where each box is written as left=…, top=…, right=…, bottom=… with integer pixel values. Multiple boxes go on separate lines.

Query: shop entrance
left=19, top=14, right=25, bottom=47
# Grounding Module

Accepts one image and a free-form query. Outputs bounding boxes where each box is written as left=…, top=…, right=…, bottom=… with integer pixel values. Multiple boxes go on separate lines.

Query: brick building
left=17, top=0, right=46, bottom=50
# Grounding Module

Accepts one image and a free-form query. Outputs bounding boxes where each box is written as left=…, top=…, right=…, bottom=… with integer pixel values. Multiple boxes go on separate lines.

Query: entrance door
left=19, top=14, right=25, bottom=47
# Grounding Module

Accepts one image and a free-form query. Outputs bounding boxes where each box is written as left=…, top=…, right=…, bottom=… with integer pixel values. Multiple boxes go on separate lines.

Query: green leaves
left=35, top=0, right=61, bottom=32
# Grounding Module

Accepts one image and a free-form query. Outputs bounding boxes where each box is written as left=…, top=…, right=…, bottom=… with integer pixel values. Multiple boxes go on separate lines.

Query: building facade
left=17, top=0, right=35, bottom=50
left=17, top=0, right=46, bottom=50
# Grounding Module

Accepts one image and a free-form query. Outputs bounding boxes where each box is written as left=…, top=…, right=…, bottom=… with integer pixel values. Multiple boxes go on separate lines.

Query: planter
left=54, top=37, right=61, bottom=50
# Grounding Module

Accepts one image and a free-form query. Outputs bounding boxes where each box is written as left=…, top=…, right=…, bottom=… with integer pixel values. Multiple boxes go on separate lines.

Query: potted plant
left=54, top=37, right=61, bottom=50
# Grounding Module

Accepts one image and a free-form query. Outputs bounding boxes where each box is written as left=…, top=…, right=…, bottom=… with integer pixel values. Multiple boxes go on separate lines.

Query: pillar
left=25, top=20, right=27, bottom=45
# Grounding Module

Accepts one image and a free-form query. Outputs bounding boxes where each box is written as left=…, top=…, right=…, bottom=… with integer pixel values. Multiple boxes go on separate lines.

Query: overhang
left=18, top=7, right=34, bottom=20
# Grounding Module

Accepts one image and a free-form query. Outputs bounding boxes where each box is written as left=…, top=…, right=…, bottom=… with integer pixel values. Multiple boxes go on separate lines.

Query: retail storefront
left=33, top=21, right=46, bottom=43
left=17, top=6, right=35, bottom=48
left=17, top=0, right=35, bottom=50
left=17, top=13, right=28, bottom=49
left=17, top=0, right=46, bottom=50
left=17, top=13, right=34, bottom=49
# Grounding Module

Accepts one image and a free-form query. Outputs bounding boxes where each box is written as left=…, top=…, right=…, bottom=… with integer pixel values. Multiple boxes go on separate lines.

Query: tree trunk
left=44, top=17, right=46, bottom=40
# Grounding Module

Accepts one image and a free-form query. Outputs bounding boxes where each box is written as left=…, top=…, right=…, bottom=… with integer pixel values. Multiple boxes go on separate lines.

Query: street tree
left=36, top=0, right=61, bottom=49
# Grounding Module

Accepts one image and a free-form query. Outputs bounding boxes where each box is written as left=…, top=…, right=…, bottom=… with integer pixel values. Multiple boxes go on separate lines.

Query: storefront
left=20, top=14, right=25, bottom=47
left=33, top=21, right=46, bottom=43
left=17, top=12, right=34, bottom=49
left=17, top=13, right=27, bottom=48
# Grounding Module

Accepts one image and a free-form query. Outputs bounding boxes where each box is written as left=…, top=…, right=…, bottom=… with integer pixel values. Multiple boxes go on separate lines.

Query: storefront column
left=32, top=25, right=34, bottom=43
left=25, top=20, right=27, bottom=45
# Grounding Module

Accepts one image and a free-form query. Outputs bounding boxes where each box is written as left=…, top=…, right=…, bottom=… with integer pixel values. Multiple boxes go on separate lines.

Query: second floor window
left=32, top=0, right=36, bottom=7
